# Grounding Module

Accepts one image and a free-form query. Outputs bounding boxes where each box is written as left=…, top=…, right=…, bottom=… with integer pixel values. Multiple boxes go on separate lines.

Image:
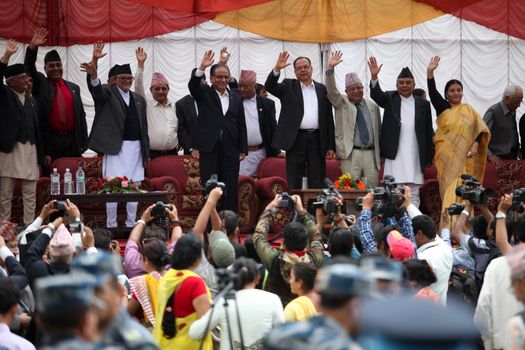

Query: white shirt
left=474, top=256, right=524, bottom=350
left=189, top=288, right=284, bottom=350
left=0, top=323, right=35, bottom=350
left=299, top=81, right=319, bottom=129
left=118, top=87, right=130, bottom=106
left=417, top=238, right=453, bottom=305
left=243, top=96, right=263, bottom=146
left=378, top=92, right=423, bottom=184
left=133, top=67, right=178, bottom=151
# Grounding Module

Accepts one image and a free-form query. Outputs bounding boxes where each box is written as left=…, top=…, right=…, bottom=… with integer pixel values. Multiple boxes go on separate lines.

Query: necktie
left=355, top=102, right=370, bottom=145
left=53, top=81, right=68, bottom=124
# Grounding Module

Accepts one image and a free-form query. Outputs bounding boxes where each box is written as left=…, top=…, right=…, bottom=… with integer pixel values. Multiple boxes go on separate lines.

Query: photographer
left=252, top=193, right=324, bottom=305
left=357, top=187, right=416, bottom=259
left=450, top=199, right=499, bottom=285
left=125, top=203, right=181, bottom=278
left=193, top=187, right=236, bottom=296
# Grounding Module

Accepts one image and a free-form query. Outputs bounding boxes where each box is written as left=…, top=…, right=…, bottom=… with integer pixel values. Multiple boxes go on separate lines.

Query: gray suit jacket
left=88, top=82, right=149, bottom=163
left=326, top=72, right=381, bottom=170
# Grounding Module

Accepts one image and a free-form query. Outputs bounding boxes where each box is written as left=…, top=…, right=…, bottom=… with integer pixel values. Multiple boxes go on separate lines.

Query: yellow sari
left=434, top=104, right=490, bottom=220
left=153, top=269, right=213, bottom=350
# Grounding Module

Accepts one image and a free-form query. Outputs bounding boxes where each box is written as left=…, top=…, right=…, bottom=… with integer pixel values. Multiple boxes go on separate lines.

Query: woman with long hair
left=127, top=238, right=170, bottom=328
left=153, top=234, right=213, bottom=349
left=284, top=262, right=319, bottom=321
left=189, top=257, right=284, bottom=350
left=427, top=56, right=490, bottom=222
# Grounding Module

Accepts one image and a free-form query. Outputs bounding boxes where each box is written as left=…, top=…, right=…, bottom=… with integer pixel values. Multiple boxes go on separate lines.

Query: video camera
left=313, top=178, right=341, bottom=215
left=447, top=202, right=465, bottom=216
left=216, top=268, right=238, bottom=292
left=203, top=174, right=226, bottom=196
left=355, top=175, right=405, bottom=218
left=278, top=192, right=295, bottom=210
left=151, top=201, right=173, bottom=219
left=455, top=174, right=490, bottom=205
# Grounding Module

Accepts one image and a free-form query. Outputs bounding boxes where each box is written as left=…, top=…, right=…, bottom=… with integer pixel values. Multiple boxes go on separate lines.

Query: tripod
left=198, top=280, right=246, bottom=350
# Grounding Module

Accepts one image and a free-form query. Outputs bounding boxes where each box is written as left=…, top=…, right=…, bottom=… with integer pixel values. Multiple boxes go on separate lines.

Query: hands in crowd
left=199, top=50, right=215, bottom=71
left=327, top=50, right=343, bottom=71
left=219, top=47, right=230, bottom=64
left=91, top=41, right=107, bottom=64
left=80, top=61, right=98, bottom=79
left=273, top=51, right=291, bottom=73
left=367, top=56, right=382, bottom=80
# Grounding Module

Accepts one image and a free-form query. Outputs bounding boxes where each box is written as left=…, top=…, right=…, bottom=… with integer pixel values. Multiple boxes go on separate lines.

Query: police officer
left=35, top=273, right=101, bottom=350
left=71, top=252, right=158, bottom=350
left=263, top=262, right=370, bottom=350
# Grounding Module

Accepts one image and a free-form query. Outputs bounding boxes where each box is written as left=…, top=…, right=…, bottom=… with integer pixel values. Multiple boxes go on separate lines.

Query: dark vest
left=266, top=254, right=294, bottom=306
left=489, top=111, right=518, bottom=156
left=123, top=93, right=141, bottom=141
left=17, top=95, right=38, bottom=144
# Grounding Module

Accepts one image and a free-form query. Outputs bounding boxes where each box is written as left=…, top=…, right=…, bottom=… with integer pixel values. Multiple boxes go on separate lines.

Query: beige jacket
left=325, top=71, right=381, bottom=170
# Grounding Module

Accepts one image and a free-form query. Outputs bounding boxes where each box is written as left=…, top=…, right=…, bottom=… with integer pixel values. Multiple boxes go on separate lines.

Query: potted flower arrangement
left=334, top=173, right=366, bottom=191
left=92, top=176, right=142, bottom=194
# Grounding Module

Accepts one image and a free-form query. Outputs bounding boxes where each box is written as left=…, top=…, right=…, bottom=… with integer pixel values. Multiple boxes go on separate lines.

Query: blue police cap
left=35, top=272, right=98, bottom=312
left=316, top=264, right=370, bottom=297
left=71, top=252, right=122, bottom=285
left=359, top=255, right=404, bottom=282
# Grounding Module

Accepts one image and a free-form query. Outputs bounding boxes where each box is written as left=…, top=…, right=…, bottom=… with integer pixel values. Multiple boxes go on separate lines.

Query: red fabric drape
left=0, top=0, right=215, bottom=46
left=417, top=0, right=525, bottom=40
left=128, top=0, right=271, bottom=12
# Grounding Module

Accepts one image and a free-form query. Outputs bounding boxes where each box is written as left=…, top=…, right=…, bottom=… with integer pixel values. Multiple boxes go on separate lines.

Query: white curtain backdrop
left=2, top=14, right=524, bottom=133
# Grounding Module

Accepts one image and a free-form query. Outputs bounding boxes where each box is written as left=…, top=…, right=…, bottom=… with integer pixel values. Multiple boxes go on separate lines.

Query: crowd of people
left=1, top=26, right=525, bottom=349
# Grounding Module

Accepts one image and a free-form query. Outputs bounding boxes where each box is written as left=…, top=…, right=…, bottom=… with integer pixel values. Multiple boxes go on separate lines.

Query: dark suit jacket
left=88, top=82, right=149, bottom=163
left=24, top=47, right=88, bottom=156
left=264, top=72, right=335, bottom=154
left=255, top=96, right=279, bottom=157
left=0, top=62, right=44, bottom=163
left=176, top=94, right=198, bottom=154
left=370, top=81, right=434, bottom=172
left=188, top=74, right=247, bottom=154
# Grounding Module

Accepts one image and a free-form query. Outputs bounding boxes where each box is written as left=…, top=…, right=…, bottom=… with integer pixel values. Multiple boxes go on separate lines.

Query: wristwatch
left=495, top=211, right=506, bottom=219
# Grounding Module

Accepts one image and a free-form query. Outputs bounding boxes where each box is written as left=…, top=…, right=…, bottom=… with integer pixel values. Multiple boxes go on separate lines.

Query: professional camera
left=278, top=192, right=295, bottom=210
left=203, top=174, right=226, bottom=196
left=216, top=268, right=238, bottom=291
left=151, top=201, right=173, bottom=219
left=355, top=175, right=405, bottom=218
left=447, top=202, right=465, bottom=216
left=512, top=188, right=525, bottom=212
left=455, top=174, right=490, bottom=204
left=313, top=178, right=341, bottom=214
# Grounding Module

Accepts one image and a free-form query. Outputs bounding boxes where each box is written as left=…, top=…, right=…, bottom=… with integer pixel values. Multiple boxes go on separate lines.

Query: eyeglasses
left=213, top=75, right=229, bottom=80
left=118, top=76, right=134, bottom=81
left=346, top=85, right=364, bottom=92
left=295, top=65, right=311, bottom=71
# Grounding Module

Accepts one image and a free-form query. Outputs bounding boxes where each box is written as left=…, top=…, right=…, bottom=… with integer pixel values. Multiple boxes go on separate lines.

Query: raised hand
left=327, top=50, right=343, bottom=70
left=29, top=27, right=48, bottom=49
left=274, top=51, right=291, bottom=73
left=136, top=46, right=147, bottom=68
left=367, top=56, right=383, bottom=80
left=199, top=50, right=215, bottom=71
left=427, top=56, right=440, bottom=78
left=2, top=40, right=18, bottom=62
left=92, top=41, right=107, bottom=63
left=219, top=47, right=230, bottom=64
left=80, top=62, right=98, bottom=79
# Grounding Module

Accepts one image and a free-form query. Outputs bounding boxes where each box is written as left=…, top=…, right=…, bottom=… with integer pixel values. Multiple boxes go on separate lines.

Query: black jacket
left=255, top=96, right=279, bottom=157
left=370, top=81, right=434, bottom=172
left=264, top=72, right=335, bottom=154
left=0, top=62, right=43, bottom=163
left=188, top=73, right=247, bottom=154
left=176, top=94, right=198, bottom=154
left=24, top=47, right=88, bottom=156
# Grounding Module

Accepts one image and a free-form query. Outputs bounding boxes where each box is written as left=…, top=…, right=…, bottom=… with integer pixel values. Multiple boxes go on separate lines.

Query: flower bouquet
left=334, top=173, right=366, bottom=191
left=92, top=176, right=142, bottom=194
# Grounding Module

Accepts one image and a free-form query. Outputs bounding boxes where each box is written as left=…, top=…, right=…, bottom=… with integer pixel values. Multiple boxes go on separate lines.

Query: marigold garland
left=333, top=173, right=366, bottom=191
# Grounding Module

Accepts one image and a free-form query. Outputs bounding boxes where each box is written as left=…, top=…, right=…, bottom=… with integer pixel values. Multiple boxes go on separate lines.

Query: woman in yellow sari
left=153, top=234, right=213, bottom=349
left=427, top=56, right=490, bottom=222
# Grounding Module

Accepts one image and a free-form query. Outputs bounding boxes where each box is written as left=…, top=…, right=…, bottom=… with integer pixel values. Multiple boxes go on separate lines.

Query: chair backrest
left=147, top=155, right=201, bottom=195
left=50, top=157, right=102, bottom=179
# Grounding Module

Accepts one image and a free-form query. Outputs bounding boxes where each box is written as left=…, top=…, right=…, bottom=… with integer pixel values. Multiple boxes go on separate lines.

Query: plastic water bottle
left=76, top=167, right=86, bottom=195
left=64, top=168, right=74, bottom=195
left=50, top=168, right=60, bottom=195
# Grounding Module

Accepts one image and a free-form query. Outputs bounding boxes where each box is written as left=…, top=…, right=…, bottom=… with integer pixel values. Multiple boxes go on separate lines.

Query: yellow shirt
left=284, top=295, right=317, bottom=322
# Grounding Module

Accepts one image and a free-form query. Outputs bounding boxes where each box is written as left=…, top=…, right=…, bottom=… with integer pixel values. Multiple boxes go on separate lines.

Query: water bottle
left=76, top=166, right=86, bottom=195
left=50, top=168, right=60, bottom=195
left=64, top=168, right=74, bottom=195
